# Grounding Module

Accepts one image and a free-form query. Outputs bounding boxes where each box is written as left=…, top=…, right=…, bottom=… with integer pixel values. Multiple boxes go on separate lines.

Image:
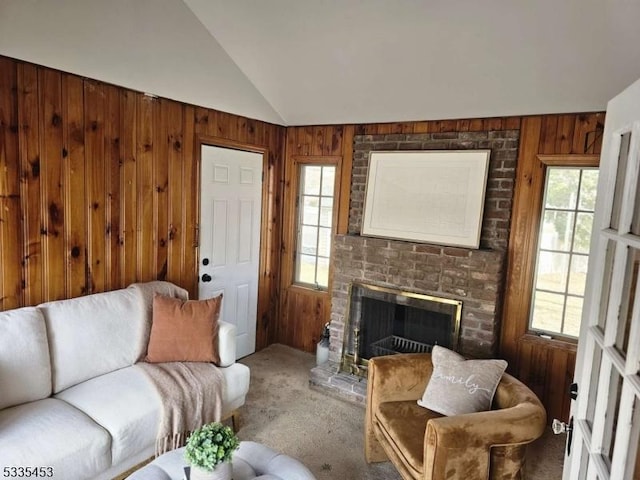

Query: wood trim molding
left=537, top=154, right=600, bottom=167
left=281, top=154, right=342, bottom=294
left=337, top=125, right=354, bottom=235
left=519, top=333, right=578, bottom=351
left=500, top=116, right=544, bottom=366
left=197, top=134, right=268, bottom=155
left=290, top=155, right=342, bottom=163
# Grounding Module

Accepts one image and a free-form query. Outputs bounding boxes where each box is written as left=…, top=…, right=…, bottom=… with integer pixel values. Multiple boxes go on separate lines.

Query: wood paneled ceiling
left=2, top=0, right=640, bottom=126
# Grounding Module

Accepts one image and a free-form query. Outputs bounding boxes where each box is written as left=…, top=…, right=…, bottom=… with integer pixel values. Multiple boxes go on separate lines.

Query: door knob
left=552, top=418, right=572, bottom=435
left=552, top=417, right=574, bottom=455
left=201, top=273, right=212, bottom=283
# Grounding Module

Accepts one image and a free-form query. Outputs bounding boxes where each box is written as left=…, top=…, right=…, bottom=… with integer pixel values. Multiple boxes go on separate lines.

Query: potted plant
left=185, top=422, right=240, bottom=480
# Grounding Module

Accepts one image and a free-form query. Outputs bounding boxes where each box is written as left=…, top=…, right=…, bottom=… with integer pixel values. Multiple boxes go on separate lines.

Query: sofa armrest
left=365, top=353, right=433, bottom=462
left=423, top=385, right=546, bottom=479
left=218, top=321, right=236, bottom=367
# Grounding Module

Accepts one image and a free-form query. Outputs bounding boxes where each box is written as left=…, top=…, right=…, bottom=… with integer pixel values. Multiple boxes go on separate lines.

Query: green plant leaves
left=184, top=422, right=240, bottom=471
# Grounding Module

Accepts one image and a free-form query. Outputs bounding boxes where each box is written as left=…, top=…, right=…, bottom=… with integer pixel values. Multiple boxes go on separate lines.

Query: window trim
left=294, top=164, right=337, bottom=289
left=284, top=155, right=342, bottom=294
left=529, top=164, right=599, bottom=339
left=520, top=154, right=601, bottom=346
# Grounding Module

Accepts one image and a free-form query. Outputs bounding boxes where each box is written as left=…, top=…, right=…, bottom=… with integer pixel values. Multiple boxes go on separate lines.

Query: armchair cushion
left=376, top=401, right=443, bottom=477
left=417, top=346, right=507, bottom=416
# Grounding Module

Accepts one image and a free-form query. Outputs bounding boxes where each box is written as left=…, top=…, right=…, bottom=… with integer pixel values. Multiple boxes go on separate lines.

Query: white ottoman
left=126, top=441, right=316, bottom=480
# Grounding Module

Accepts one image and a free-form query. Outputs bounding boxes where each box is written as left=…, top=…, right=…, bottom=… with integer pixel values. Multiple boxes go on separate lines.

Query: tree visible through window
left=530, top=167, right=599, bottom=337
left=295, top=165, right=336, bottom=289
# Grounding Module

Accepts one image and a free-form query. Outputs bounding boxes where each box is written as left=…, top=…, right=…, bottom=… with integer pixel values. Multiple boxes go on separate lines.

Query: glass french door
left=564, top=78, right=640, bottom=479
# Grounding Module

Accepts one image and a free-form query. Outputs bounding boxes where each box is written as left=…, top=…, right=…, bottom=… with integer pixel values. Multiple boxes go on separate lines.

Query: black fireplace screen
left=361, top=297, right=453, bottom=358
left=341, top=282, right=462, bottom=374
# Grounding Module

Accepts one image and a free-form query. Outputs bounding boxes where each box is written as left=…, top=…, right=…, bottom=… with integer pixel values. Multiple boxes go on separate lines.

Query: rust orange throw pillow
left=146, top=294, right=222, bottom=364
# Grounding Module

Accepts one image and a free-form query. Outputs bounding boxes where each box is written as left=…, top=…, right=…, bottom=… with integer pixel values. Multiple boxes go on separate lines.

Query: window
left=294, top=165, right=336, bottom=289
left=530, top=167, right=599, bottom=337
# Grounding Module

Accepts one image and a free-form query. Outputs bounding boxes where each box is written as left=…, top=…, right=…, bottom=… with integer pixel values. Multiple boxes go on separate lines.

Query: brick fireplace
left=310, top=129, right=519, bottom=404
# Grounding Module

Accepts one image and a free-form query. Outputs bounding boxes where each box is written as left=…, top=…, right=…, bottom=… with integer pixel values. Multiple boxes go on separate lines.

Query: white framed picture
left=362, top=150, right=491, bottom=248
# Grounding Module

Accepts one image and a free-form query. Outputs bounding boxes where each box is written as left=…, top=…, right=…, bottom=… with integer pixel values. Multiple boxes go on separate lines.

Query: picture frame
left=361, top=150, right=491, bottom=248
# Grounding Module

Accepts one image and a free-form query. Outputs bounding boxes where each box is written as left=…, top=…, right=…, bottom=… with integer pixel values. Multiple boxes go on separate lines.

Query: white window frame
left=529, top=157, right=600, bottom=340
left=293, top=161, right=339, bottom=290
left=529, top=166, right=599, bottom=337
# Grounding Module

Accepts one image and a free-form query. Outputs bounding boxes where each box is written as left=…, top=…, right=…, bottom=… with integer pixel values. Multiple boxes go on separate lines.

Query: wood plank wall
left=0, top=56, right=285, bottom=350
left=0, top=55, right=608, bottom=421
left=501, top=113, right=605, bottom=423
left=278, top=125, right=354, bottom=351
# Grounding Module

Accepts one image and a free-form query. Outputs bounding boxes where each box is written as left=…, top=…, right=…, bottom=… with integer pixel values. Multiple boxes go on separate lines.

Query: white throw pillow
left=417, top=345, right=507, bottom=416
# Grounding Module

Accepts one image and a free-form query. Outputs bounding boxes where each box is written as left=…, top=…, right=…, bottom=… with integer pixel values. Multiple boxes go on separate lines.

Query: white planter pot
left=190, top=461, right=232, bottom=480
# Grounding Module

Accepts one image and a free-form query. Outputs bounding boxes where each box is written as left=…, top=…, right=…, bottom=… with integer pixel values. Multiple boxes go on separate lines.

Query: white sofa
left=0, top=281, right=250, bottom=480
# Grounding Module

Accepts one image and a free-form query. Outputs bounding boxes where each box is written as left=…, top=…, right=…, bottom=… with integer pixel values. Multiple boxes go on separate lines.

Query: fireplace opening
left=362, top=297, right=454, bottom=357
left=341, top=282, right=462, bottom=376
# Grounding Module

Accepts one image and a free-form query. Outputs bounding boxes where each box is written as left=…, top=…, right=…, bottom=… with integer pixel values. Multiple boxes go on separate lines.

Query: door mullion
left=570, top=419, right=591, bottom=477
left=575, top=333, right=599, bottom=420
left=617, top=123, right=640, bottom=234
left=609, top=382, right=636, bottom=479
left=590, top=356, right=614, bottom=456
left=588, top=454, right=610, bottom=480
left=604, top=244, right=630, bottom=346
left=625, top=275, right=640, bottom=376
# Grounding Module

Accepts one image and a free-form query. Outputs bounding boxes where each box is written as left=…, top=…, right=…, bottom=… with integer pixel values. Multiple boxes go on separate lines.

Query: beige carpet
left=237, top=344, right=565, bottom=480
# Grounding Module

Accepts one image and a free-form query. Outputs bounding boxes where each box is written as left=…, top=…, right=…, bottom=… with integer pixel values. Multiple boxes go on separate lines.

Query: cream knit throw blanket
left=137, top=361, right=224, bottom=455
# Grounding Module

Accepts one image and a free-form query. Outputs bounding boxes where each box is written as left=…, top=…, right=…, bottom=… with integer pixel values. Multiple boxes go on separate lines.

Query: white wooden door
left=562, top=78, right=640, bottom=479
left=199, top=145, right=263, bottom=359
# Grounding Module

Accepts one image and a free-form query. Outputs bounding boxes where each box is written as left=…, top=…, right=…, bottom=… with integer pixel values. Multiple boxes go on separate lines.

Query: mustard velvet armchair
left=365, top=353, right=546, bottom=480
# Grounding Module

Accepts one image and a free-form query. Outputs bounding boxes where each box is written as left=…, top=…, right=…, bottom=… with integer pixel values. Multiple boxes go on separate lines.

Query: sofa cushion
left=41, top=281, right=189, bottom=393
left=0, top=307, right=51, bottom=409
left=55, top=365, right=162, bottom=466
left=0, top=398, right=111, bottom=480
left=417, top=345, right=507, bottom=416
left=40, top=288, right=143, bottom=393
left=146, top=294, right=222, bottom=364
left=375, top=400, right=443, bottom=477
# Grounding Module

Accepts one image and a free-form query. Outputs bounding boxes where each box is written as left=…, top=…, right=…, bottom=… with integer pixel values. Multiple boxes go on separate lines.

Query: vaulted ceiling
left=1, top=0, right=639, bottom=126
